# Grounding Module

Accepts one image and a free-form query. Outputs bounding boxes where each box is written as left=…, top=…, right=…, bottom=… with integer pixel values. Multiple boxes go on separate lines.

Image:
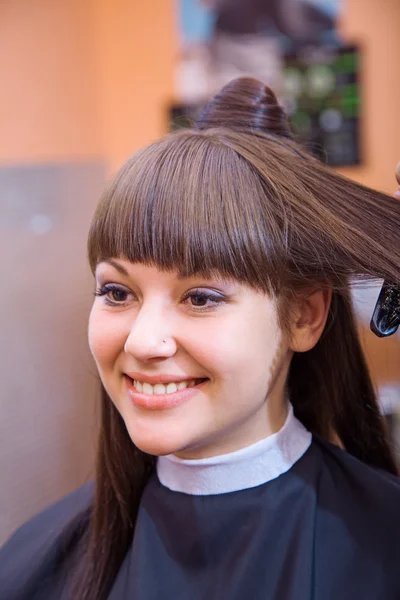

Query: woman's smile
left=124, top=375, right=210, bottom=411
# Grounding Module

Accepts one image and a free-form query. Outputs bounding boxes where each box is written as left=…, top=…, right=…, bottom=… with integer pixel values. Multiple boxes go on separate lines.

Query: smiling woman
left=88, top=260, right=297, bottom=459
left=1, top=77, right=400, bottom=600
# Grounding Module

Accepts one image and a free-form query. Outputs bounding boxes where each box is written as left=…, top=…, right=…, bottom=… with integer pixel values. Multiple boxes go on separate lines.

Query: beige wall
left=337, top=0, right=400, bottom=195
left=91, top=0, right=177, bottom=171
left=0, top=0, right=176, bottom=169
left=0, top=0, right=101, bottom=162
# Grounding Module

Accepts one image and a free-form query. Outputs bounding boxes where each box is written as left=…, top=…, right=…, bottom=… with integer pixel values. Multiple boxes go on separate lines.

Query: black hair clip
left=370, top=281, right=400, bottom=337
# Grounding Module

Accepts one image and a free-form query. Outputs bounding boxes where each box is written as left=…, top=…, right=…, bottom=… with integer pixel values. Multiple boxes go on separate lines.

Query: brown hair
left=72, top=77, right=400, bottom=599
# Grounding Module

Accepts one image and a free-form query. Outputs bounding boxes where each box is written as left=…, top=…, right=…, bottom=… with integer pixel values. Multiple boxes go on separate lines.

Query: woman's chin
left=121, top=406, right=212, bottom=457
left=126, top=428, right=191, bottom=457
left=135, top=440, right=188, bottom=457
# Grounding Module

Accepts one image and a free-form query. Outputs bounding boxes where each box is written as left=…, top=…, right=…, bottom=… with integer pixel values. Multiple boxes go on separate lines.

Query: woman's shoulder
left=313, top=434, right=400, bottom=484
left=308, top=437, right=400, bottom=591
left=312, top=434, right=400, bottom=494
left=311, top=435, right=400, bottom=531
left=0, top=482, right=94, bottom=600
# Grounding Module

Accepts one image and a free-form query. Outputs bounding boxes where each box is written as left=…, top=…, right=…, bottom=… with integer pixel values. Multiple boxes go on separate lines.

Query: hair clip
left=370, top=281, right=400, bottom=338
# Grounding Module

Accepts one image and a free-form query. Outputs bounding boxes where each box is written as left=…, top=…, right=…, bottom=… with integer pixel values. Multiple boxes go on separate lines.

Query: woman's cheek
left=88, top=307, right=124, bottom=366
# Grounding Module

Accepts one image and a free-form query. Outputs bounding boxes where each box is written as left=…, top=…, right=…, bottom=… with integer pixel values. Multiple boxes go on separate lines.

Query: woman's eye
left=183, top=290, right=225, bottom=311
left=94, top=284, right=131, bottom=306
left=94, top=285, right=225, bottom=311
left=109, top=289, right=128, bottom=302
left=189, top=293, right=209, bottom=307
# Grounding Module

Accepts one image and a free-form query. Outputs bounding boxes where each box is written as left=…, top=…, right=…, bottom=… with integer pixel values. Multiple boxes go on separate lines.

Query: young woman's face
left=88, top=259, right=293, bottom=459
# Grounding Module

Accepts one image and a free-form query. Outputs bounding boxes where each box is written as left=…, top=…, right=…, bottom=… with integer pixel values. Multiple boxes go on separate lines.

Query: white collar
left=156, top=403, right=312, bottom=495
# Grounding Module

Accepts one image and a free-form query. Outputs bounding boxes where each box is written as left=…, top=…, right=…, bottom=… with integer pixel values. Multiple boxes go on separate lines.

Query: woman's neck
left=156, top=403, right=312, bottom=495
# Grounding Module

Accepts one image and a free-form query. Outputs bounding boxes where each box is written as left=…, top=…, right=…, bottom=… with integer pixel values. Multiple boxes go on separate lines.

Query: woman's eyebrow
left=100, top=259, right=129, bottom=276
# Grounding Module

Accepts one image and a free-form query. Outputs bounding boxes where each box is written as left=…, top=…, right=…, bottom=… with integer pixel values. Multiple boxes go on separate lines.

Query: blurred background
left=0, top=0, right=399, bottom=545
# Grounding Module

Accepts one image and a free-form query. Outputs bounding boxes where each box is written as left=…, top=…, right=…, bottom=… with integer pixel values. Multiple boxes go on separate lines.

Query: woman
left=1, top=77, right=400, bottom=600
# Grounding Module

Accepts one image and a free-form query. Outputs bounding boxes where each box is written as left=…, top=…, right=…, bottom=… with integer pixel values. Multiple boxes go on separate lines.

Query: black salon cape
left=1, top=436, right=400, bottom=600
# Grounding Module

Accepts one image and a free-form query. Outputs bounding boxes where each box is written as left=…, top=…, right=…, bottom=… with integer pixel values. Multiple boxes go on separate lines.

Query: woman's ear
left=288, top=288, right=332, bottom=352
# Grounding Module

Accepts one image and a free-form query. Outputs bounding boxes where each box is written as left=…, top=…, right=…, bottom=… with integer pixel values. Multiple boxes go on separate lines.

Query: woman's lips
left=124, top=376, right=209, bottom=410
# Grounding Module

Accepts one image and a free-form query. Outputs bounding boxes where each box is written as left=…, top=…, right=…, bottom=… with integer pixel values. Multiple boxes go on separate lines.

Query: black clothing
left=1, top=437, right=400, bottom=599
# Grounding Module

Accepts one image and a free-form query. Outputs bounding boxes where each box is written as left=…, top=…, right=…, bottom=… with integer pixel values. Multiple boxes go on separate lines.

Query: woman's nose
left=123, top=305, right=176, bottom=360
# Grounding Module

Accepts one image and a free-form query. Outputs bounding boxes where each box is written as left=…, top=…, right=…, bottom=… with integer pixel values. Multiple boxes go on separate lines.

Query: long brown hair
left=71, top=77, right=400, bottom=599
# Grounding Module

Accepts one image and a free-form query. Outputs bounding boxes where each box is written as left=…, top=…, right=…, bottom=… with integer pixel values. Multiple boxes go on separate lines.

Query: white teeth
left=166, top=383, right=178, bottom=394
left=142, top=382, right=154, bottom=395
left=152, top=384, right=165, bottom=395
left=133, top=378, right=204, bottom=395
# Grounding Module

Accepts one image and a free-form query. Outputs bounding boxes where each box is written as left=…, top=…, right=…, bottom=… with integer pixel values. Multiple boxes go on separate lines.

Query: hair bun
left=195, top=77, right=293, bottom=139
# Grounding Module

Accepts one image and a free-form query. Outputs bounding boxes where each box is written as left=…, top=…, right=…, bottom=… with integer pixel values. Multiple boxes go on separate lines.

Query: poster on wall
left=282, top=44, right=360, bottom=166
left=171, top=0, right=360, bottom=167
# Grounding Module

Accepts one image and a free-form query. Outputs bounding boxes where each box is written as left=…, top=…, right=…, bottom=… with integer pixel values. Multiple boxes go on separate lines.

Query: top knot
left=195, top=77, right=293, bottom=139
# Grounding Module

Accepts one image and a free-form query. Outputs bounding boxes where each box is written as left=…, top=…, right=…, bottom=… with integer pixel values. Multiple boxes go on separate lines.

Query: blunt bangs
left=87, top=130, right=286, bottom=293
